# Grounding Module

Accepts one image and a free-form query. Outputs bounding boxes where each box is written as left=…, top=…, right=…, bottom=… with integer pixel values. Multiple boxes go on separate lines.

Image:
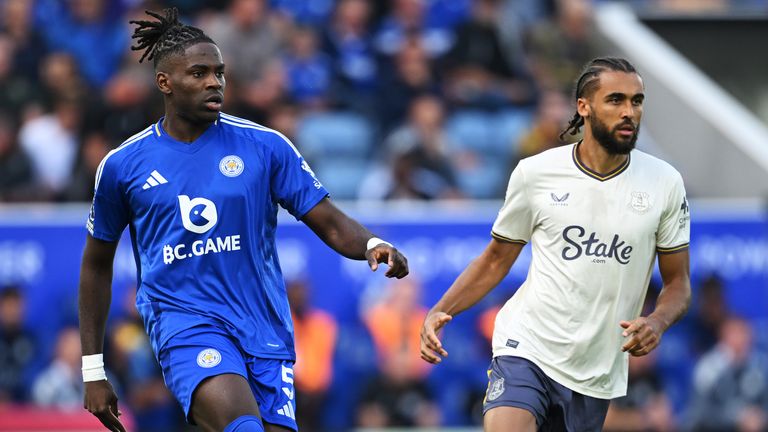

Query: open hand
left=420, top=311, right=452, bottom=364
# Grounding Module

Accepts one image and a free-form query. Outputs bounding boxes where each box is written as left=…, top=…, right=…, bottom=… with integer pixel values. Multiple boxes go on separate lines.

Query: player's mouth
left=616, top=123, right=635, bottom=137
left=203, top=94, right=223, bottom=111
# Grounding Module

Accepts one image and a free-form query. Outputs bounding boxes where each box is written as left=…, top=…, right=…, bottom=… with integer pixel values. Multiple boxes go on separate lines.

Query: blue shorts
left=483, top=356, right=609, bottom=432
left=157, top=325, right=298, bottom=431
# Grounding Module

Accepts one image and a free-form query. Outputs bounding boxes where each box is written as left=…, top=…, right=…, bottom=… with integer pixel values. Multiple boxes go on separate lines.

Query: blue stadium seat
left=312, top=159, right=371, bottom=200
left=296, top=112, right=374, bottom=160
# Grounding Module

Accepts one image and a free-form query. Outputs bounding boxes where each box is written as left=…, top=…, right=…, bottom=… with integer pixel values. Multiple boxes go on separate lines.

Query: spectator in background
left=603, top=352, right=676, bottom=432
left=62, top=131, right=110, bottom=202
left=442, top=0, right=535, bottom=110
left=32, top=326, right=85, bottom=409
left=377, top=33, right=439, bottom=131
left=1, top=0, right=47, bottom=82
left=272, top=0, right=335, bottom=27
left=525, top=0, right=602, bottom=94
left=94, top=63, right=159, bottom=146
left=0, top=112, right=36, bottom=202
left=284, top=25, right=333, bottom=109
left=0, top=285, right=36, bottom=403
left=373, top=0, right=455, bottom=59
left=37, top=52, right=92, bottom=110
left=364, top=277, right=431, bottom=380
left=358, top=277, right=440, bottom=427
left=356, top=347, right=441, bottom=428
left=686, top=316, right=768, bottom=432
left=19, top=98, right=81, bottom=200
left=365, top=95, right=463, bottom=200
left=323, top=0, right=379, bottom=111
left=288, top=279, right=338, bottom=432
left=200, top=0, right=288, bottom=121
left=0, top=35, right=42, bottom=125
left=516, top=89, right=570, bottom=159
left=688, top=273, right=729, bottom=355
left=35, top=0, right=128, bottom=88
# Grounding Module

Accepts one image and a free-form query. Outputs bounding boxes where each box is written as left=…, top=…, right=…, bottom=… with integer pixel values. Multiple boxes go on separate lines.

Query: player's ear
left=576, top=97, right=590, bottom=118
left=156, top=71, right=172, bottom=95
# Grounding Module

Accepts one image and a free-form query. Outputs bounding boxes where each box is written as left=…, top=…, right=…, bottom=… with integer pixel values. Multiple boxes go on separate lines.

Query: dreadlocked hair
left=129, top=7, right=214, bottom=67
left=559, top=57, right=638, bottom=141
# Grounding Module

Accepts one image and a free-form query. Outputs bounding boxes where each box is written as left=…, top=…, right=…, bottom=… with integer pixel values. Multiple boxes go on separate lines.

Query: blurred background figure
left=322, top=0, right=379, bottom=114
left=283, top=25, right=333, bottom=110
left=18, top=98, right=81, bottom=200
left=200, top=0, right=288, bottom=122
left=364, top=94, right=463, bottom=200
left=288, top=279, right=338, bottom=432
left=0, top=285, right=36, bottom=403
left=688, top=273, right=730, bottom=356
left=356, top=346, right=441, bottom=428
left=515, top=88, right=571, bottom=158
left=31, top=326, right=85, bottom=410
left=0, top=111, right=35, bottom=202
left=603, top=353, right=676, bottom=432
left=356, top=276, right=442, bottom=425
left=525, top=0, right=601, bottom=94
left=442, top=0, right=535, bottom=110
left=35, top=0, right=128, bottom=88
left=685, top=316, right=768, bottom=432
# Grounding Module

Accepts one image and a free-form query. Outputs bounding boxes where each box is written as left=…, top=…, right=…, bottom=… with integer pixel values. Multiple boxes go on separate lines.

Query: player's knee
left=224, top=415, right=264, bottom=432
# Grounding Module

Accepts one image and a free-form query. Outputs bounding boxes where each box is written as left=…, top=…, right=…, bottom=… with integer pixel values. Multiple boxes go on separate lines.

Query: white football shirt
left=491, top=142, right=689, bottom=399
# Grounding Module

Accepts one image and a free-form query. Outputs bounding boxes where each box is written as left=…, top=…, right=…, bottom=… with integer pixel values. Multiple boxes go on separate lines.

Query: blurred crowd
left=1, top=0, right=765, bottom=203
left=3, top=0, right=756, bottom=205
left=2, top=0, right=767, bottom=431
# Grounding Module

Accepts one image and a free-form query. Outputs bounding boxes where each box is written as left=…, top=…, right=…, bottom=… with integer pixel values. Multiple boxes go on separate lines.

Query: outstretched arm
left=301, top=198, right=408, bottom=278
left=421, top=238, right=524, bottom=364
left=621, top=250, right=691, bottom=356
left=79, top=235, right=126, bottom=432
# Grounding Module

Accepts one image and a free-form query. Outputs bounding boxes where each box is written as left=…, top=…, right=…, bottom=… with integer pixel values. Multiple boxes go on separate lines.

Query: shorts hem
left=263, top=417, right=298, bottom=432
left=483, top=400, right=542, bottom=427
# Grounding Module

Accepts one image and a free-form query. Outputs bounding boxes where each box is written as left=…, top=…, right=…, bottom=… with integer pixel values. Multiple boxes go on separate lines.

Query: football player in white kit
left=420, top=57, right=691, bottom=432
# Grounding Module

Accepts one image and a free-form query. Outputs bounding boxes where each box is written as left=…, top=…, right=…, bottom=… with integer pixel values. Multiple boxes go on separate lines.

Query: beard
left=590, top=116, right=639, bottom=155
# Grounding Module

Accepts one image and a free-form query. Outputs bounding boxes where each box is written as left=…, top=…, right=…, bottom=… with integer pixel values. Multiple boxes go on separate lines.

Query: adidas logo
left=277, top=402, right=295, bottom=420
left=142, top=170, right=168, bottom=190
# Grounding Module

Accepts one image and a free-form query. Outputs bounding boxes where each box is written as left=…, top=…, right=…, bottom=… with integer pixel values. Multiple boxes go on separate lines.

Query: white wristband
left=82, top=354, right=107, bottom=382
left=367, top=237, right=392, bottom=251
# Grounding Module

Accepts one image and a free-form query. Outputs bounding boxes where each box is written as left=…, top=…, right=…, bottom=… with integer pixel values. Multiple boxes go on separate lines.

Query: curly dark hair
left=129, top=7, right=214, bottom=67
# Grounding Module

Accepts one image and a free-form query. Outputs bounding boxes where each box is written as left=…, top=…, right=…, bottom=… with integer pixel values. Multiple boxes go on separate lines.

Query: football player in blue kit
left=78, top=8, right=408, bottom=432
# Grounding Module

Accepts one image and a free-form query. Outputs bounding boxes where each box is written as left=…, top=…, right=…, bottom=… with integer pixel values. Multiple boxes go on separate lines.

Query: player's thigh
left=157, top=325, right=257, bottom=429
left=247, top=358, right=298, bottom=431
left=485, top=406, right=537, bottom=432
left=191, top=373, right=262, bottom=432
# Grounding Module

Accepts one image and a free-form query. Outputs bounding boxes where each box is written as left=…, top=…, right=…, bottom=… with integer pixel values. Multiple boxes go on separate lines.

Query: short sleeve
left=656, top=172, right=690, bottom=254
left=268, top=133, right=329, bottom=220
left=491, top=162, right=534, bottom=244
left=86, top=155, right=129, bottom=241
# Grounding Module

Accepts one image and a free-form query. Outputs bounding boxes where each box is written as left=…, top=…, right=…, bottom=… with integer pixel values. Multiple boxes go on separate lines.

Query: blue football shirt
left=87, top=112, right=329, bottom=359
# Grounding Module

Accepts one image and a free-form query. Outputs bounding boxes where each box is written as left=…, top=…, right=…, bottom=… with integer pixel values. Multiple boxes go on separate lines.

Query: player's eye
left=192, top=71, right=203, bottom=78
